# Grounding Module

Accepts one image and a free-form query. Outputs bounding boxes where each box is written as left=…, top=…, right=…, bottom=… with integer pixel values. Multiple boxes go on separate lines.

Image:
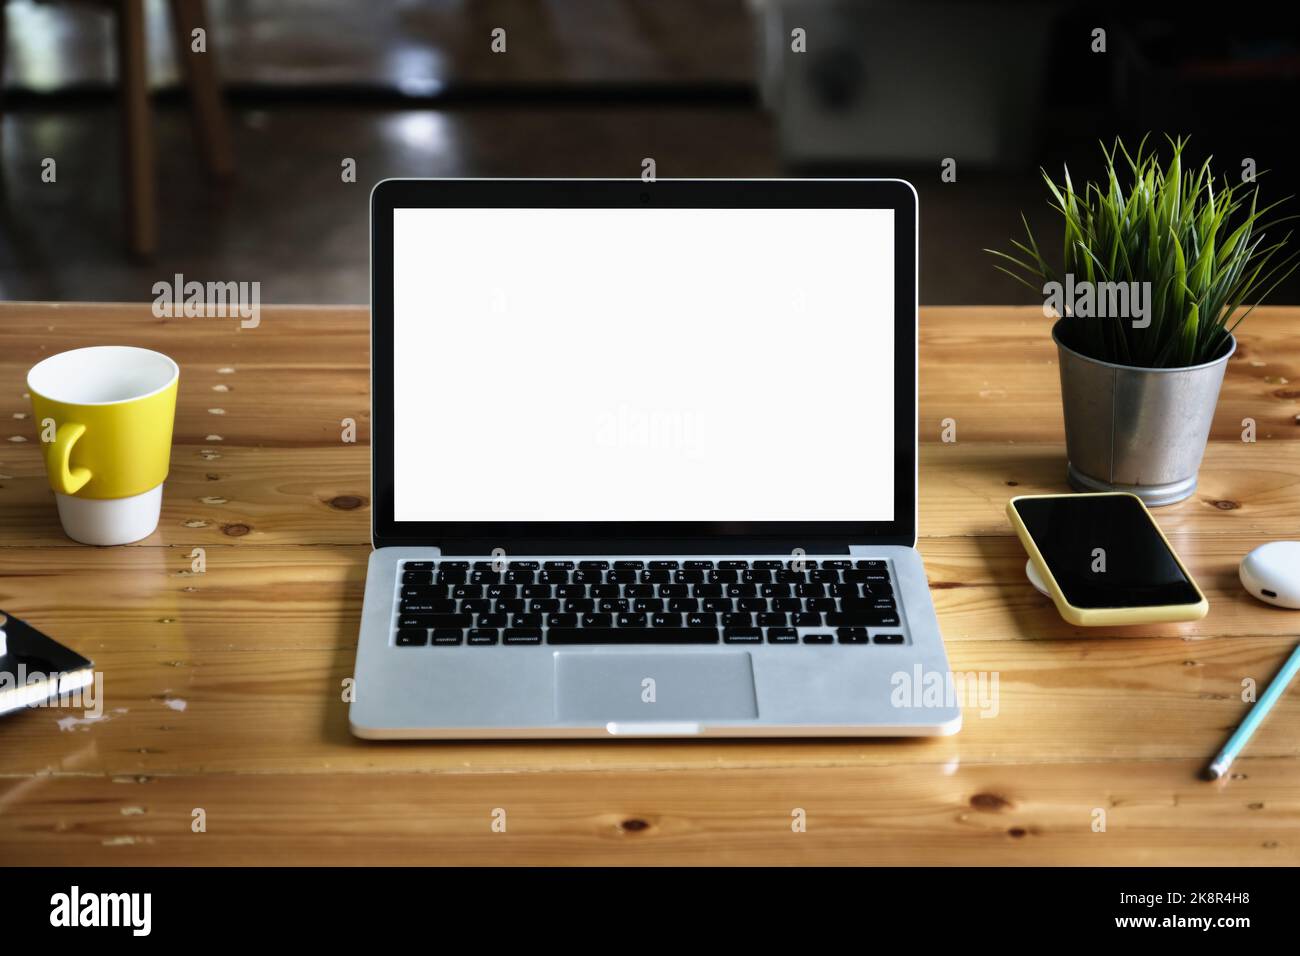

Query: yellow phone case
left=1005, top=492, right=1208, bottom=626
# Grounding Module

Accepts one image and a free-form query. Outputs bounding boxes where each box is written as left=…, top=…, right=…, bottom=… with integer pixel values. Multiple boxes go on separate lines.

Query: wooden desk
left=1, top=303, right=1298, bottom=865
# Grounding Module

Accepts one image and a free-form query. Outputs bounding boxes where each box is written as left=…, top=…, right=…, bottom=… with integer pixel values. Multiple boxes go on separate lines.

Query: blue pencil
left=1206, top=642, right=1300, bottom=780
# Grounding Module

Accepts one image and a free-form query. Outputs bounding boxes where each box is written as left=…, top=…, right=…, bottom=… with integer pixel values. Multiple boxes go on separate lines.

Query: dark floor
left=3, top=0, right=1298, bottom=306
left=0, top=98, right=1076, bottom=305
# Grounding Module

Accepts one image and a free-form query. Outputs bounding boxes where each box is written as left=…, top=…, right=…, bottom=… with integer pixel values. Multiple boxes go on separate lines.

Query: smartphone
left=1006, top=492, right=1208, bottom=626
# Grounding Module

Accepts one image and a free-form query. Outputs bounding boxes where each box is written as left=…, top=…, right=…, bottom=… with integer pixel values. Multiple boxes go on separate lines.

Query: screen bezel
left=371, top=178, right=917, bottom=552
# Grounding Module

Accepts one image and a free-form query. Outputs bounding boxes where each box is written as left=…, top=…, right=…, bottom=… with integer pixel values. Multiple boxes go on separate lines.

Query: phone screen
left=1012, top=495, right=1201, bottom=609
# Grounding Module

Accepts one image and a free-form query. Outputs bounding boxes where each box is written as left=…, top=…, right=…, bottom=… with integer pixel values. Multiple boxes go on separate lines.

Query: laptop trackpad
left=554, top=652, right=758, bottom=722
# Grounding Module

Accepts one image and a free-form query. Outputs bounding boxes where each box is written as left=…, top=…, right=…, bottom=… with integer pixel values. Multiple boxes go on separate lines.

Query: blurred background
left=1, top=0, right=1298, bottom=304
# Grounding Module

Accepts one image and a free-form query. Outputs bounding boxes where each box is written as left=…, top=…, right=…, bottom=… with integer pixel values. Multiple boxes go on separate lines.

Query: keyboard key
left=632, top=598, right=663, bottom=613
left=767, top=627, right=799, bottom=644
left=442, top=561, right=469, bottom=570
left=614, top=560, right=644, bottom=570
left=792, top=612, right=822, bottom=627
left=719, top=560, right=749, bottom=569
left=452, top=583, right=484, bottom=599
left=581, top=612, right=612, bottom=628
left=591, top=584, right=621, bottom=599
left=402, top=570, right=433, bottom=585
left=508, top=561, right=539, bottom=571
left=837, top=627, right=870, bottom=644
left=649, top=560, right=680, bottom=569
left=396, top=628, right=427, bottom=646
left=803, top=634, right=834, bottom=644
left=694, top=583, right=723, bottom=598
left=477, top=612, right=508, bottom=628
left=607, top=569, right=638, bottom=583
left=686, top=612, right=718, bottom=628
left=710, top=570, right=739, bottom=584
left=753, top=560, right=783, bottom=570
left=736, top=597, right=765, bottom=612
left=806, top=598, right=836, bottom=612
left=564, top=599, right=595, bottom=613
left=431, top=629, right=463, bottom=646
left=546, top=613, right=578, bottom=628
left=548, top=628, right=718, bottom=645
left=544, top=560, right=575, bottom=570
left=462, top=599, right=491, bottom=614
left=723, top=628, right=762, bottom=644
left=626, top=584, right=655, bottom=598
left=723, top=612, right=752, bottom=627
left=824, top=560, right=852, bottom=569
left=468, top=629, right=499, bottom=645
left=497, top=599, right=525, bottom=614
left=556, top=584, right=586, bottom=599
left=684, top=560, right=715, bottom=569
left=399, top=613, right=472, bottom=629
left=579, top=560, right=610, bottom=570
left=511, top=613, right=543, bottom=628
left=486, top=584, right=517, bottom=599
left=826, top=611, right=901, bottom=628
left=797, top=583, right=826, bottom=598
left=856, top=560, right=887, bottom=570
left=702, top=598, right=732, bottom=613
left=472, top=561, right=497, bottom=571
left=667, top=598, right=697, bottom=613
left=658, top=584, right=689, bottom=598
left=399, top=599, right=456, bottom=614
left=617, top=613, right=648, bottom=628
left=652, top=612, right=683, bottom=627
left=726, top=584, right=756, bottom=598
left=436, top=570, right=467, bottom=584
left=598, top=599, right=629, bottom=613
left=874, top=632, right=906, bottom=644
left=503, top=629, right=542, bottom=645
left=573, top=569, right=604, bottom=584
left=641, top=570, right=671, bottom=584
left=530, top=600, right=560, bottom=614
left=504, top=570, right=535, bottom=584
left=773, top=598, right=801, bottom=612
left=401, top=585, right=442, bottom=599
left=675, top=569, right=705, bottom=584
left=757, top=612, right=787, bottom=627
left=809, top=570, right=839, bottom=583
left=402, top=561, right=434, bottom=571
left=538, top=570, right=569, bottom=584
left=742, top=569, right=772, bottom=584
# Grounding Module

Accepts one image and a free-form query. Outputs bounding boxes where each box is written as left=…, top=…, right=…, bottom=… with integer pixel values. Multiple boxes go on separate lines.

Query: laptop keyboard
left=393, top=558, right=905, bottom=647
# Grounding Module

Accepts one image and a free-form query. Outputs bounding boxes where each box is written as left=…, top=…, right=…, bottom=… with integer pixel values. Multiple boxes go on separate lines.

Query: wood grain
left=1, top=302, right=1298, bottom=866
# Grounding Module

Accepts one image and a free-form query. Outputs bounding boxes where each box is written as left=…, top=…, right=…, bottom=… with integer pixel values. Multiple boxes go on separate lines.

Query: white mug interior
left=27, top=346, right=178, bottom=405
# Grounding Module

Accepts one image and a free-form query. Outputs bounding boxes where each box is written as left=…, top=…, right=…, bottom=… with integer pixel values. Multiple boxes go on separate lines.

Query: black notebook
left=0, top=610, right=95, bottom=718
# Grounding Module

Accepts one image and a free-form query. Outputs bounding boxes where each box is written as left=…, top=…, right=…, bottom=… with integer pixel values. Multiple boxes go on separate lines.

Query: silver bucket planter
left=1053, top=318, right=1235, bottom=506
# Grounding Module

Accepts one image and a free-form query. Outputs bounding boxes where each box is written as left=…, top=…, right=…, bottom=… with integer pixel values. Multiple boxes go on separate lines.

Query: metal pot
left=1052, top=318, right=1235, bottom=506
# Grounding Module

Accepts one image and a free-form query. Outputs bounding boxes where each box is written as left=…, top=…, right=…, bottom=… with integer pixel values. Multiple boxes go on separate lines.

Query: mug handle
left=51, top=422, right=93, bottom=495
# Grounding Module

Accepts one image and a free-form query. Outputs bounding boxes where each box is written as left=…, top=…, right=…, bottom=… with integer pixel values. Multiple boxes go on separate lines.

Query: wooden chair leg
left=1, top=0, right=8, bottom=158
left=168, top=0, right=234, bottom=179
left=116, top=0, right=156, bottom=259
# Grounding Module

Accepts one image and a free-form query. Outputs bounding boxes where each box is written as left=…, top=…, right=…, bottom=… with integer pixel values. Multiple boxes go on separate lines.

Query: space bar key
left=548, top=628, right=719, bottom=645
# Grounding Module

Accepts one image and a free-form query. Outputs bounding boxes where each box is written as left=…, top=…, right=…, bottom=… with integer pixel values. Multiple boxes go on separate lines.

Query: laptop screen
left=391, top=205, right=895, bottom=523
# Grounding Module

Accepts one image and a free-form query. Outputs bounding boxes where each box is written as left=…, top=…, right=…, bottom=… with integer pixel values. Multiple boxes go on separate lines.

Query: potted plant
left=988, top=136, right=1298, bottom=505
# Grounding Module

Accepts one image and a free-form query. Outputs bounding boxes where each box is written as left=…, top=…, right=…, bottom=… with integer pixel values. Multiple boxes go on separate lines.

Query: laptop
left=350, top=178, right=960, bottom=738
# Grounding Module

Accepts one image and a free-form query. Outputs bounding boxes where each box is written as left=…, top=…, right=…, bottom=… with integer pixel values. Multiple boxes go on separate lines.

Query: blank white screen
left=392, top=206, right=895, bottom=522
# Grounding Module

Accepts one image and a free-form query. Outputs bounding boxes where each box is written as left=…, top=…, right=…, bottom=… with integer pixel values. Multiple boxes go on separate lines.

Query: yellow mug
left=27, top=346, right=179, bottom=545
